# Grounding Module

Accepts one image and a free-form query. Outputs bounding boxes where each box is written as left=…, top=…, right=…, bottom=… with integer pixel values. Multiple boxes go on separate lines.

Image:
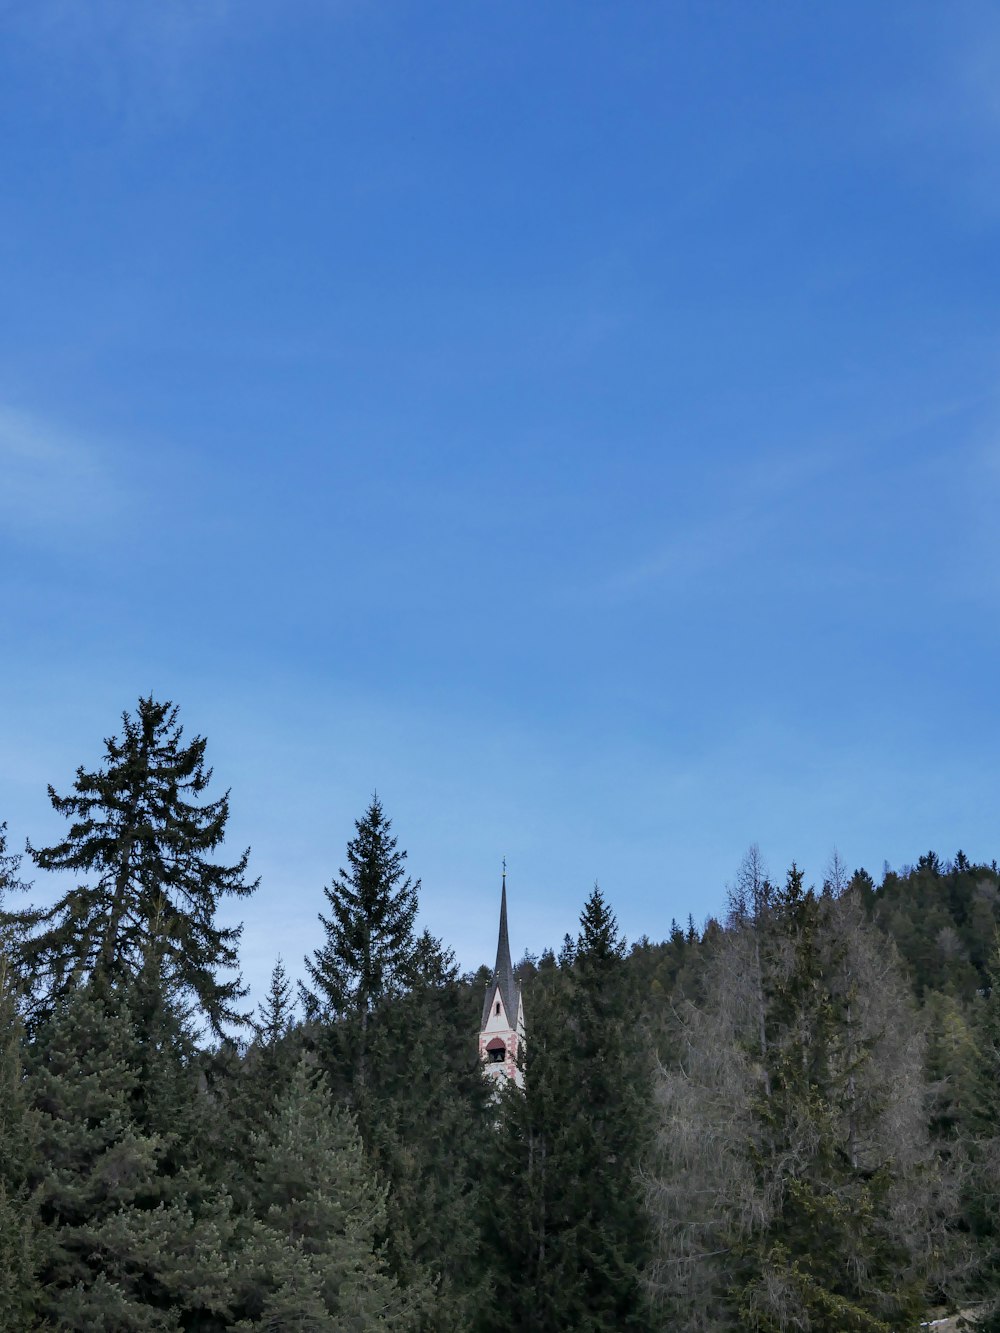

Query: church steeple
left=481, top=862, right=518, bottom=1030
left=478, top=864, right=525, bottom=1087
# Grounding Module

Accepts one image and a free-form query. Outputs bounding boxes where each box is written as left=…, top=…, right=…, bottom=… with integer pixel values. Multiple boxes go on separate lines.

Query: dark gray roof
left=481, top=873, right=520, bottom=1029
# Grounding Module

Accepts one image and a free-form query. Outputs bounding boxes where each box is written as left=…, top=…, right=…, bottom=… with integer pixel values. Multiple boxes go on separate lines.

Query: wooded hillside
left=1, top=697, right=997, bottom=1330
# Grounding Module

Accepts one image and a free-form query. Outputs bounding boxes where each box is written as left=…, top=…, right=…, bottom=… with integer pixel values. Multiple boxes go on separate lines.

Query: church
left=478, top=869, right=525, bottom=1088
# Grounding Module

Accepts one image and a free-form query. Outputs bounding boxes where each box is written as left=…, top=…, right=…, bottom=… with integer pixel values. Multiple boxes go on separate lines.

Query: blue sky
left=1, top=2, right=999, bottom=1001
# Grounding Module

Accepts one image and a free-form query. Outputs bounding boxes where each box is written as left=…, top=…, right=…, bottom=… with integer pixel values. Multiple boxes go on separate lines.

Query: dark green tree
left=27, top=981, right=234, bottom=1330
left=233, top=1055, right=418, bottom=1330
left=303, top=805, right=489, bottom=1328
left=0, top=950, right=37, bottom=1326
left=302, top=796, right=419, bottom=1103
left=355, top=932, right=492, bottom=1331
left=479, top=959, right=576, bottom=1333
left=649, top=862, right=937, bottom=1331
left=735, top=872, right=880, bottom=1329
left=4, top=696, right=257, bottom=1035
left=253, top=956, right=296, bottom=1049
left=210, top=957, right=304, bottom=1215
left=302, top=795, right=418, bottom=1025
left=482, top=886, right=653, bottom=1333
left=970, top=937, right=1000, bottom=1331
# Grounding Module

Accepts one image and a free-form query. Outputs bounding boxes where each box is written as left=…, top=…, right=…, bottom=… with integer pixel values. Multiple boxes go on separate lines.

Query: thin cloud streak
left=591, top=443, right=841, bottom=603
left=0, top=404, right=125, bottom=542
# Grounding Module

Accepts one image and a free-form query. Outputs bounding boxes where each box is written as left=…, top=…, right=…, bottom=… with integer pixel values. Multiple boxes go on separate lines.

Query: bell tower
left=479, top=864, right=525, bottom=1089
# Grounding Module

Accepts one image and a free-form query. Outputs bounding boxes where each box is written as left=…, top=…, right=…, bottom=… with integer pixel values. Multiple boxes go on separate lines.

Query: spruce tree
left=4, top=696, right=257, bottom=1035
left=479, top=959, right=576, bottom=1333
left=303, top=804, right=487, bottom=1328
left=648, top=862, right=936, bottom=1331
left=0, top=821, right=31, bottom=936
left=482, top=886, right=653, bottom=1333
left=213, top=958, right=304, bottom=1216
left=568, top=887, right=652, bottom=1328
left=234, top=1055, right=417, bottom=1330
left=28, top=981, right=234, bottom=1330
left=0, top=950, right=37, bottom=1326
left=970, top=938, right=1000, bottom=1331
left=357, top=932, right=492, bottom=1331
left=253, top=956, right=296, bottom=1049
left=302, top=795, right=418, bottom=1026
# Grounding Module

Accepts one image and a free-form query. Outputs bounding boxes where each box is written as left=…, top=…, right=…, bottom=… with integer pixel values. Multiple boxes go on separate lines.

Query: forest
left=0, top=696, right=997, bottom=1331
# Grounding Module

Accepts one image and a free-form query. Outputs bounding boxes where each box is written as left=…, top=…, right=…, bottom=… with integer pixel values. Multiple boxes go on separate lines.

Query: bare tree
left=646, top=855, right=951, bottom=1330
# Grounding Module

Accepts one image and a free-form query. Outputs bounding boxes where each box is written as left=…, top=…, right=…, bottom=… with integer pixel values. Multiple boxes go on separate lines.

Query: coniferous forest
left=1, top=696, right=998, bottom=1331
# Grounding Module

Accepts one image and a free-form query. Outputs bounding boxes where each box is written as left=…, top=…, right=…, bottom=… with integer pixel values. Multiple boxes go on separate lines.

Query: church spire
left=479, top=863, right=525, bottom=1076
left=482, top=863, right=518, bottom=1029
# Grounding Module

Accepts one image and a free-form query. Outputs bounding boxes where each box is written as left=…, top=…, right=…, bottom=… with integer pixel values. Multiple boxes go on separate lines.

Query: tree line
left=0, top=695, right=997, bottom=1330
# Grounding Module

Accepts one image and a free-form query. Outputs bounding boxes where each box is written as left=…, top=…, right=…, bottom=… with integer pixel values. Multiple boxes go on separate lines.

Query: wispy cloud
left=5, top=0, right=248, bottom=135
left=0, top=404, right=125, bottom=543
left=881, top=7, right=1000, bottom=223
left=591, top=442, right=840, bottom=603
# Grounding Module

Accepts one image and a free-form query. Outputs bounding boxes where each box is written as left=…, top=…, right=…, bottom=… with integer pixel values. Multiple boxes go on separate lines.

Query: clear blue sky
left=2, top=2, right=999, bottom=1002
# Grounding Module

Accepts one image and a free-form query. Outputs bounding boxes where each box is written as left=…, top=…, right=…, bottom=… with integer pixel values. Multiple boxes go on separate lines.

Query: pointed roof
left=482, top=867, right=520, bottom=1028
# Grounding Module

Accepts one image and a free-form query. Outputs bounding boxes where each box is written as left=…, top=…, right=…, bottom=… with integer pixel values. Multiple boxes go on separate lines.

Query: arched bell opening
left=486, top=1037, right=506, bottom=1064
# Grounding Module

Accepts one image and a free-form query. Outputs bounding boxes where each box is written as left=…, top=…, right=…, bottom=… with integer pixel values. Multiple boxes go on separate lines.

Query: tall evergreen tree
left=970, top=937, right=1000, bottom=1331
left=211, top=957, right=304, bottom=1216
left=27, top=981, right=234, bottom=1330
left=566, top=887, right=652, bottom=1328
left=356, top=931, right=492, bottom=1332
left=0, top=950, right=37, bottom=1326
left=0, top=821, right=32, bottom=962
left=302, top=795, right=419, bottom=1107
left=3, top=696, right=257, bottom=1035
left=253, top=956, right=296, bottom=1049
left=302, top=795, right=418, bottom=1025
left=233, top=1055, right=418, bottom=1331
left=303, top=804, right=489, bottom=1328
left=482, top=886, right=653, bottom=1333
left=650, top=864, right=937, bottom=1331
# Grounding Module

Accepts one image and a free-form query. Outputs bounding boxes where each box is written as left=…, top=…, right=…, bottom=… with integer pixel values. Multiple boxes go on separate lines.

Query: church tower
left=479, top=867, right=525, bottom=1089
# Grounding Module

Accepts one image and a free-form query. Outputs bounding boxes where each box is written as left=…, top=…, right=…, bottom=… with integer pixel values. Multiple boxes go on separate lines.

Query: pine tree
left=0, top=821, right=31, bottom=941
left=648, top=863, right=936, bottom=1331
left=4, top=696, right=257, bottom=1035
left=28, top=981, right=234, bottom=1330
left=356, top=931, right=492, bottom=1331
left=302, top=795, right=419, bottom=1111
left=0, top=950, right=37, bottom=1326
left=302, top=795, right=418, bottom=1026
left=210, top=957, right=304, bottom=1217
left=253, top=956, right=296, bottom=1049
left=302, top=805, right=489, bottom=1328
left=482, top=886, right=653, bottom=1333
left=233, top=1055, right=417, bottom=1330
left=558, top=886, right=651, bottom=1330
left=479, top=959, right=577, bottom=1333
left=970, top=937, right=1000, bottom=1331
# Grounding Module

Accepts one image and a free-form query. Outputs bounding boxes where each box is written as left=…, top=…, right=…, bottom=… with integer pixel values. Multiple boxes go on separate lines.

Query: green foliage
left=482, top=885, right=653, bottom=1333
left=5, top=697, right=257, bottom=1034
left=352, top=933, right=491, bottom=1331
left=253, top=956, right=296, bottom=1048
left=302, top=801, right=488, bottom=1329
left=0, top=950, right=38, bottom=1326
left=969, top=938, right=1000, bottom=1330
left=871, top=854, right=1000, bottom=1001
left=731, top=869, right=928, bottom=1330
left=234, top=1055, right=416, bottom=1331
left=28, top=982, right=234, bottom=1330
left=8, top=699, right=1000, bottom=1331
left=302, top=795, right=418, bottom=1024
left=649, top=861, right=937, bottom=1331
